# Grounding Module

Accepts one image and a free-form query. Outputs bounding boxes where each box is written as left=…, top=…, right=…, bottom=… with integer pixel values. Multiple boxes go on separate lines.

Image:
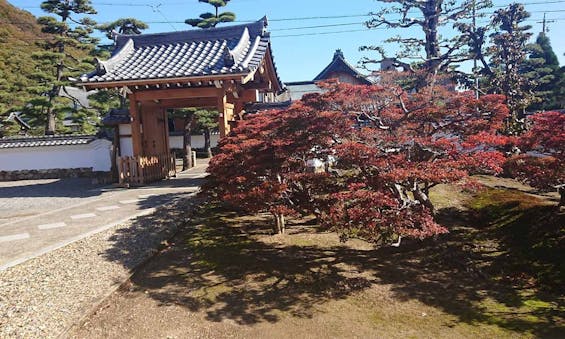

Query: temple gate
left=78, top=17, right=284, bottom=185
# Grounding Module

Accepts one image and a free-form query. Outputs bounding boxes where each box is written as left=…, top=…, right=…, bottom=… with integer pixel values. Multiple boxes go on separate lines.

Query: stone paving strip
left=0, top=233, right=30, bottom=243
left=96, top=205, right=121, bottom=212
left=37, top=222, right=67, bottom=230
left=0, top=196, right=199, bottom=339
left=0, top=194, right=113, bottom=229
left=119, top=199, right=140, bottom=204
left=70, top=213, right=97, bottom=220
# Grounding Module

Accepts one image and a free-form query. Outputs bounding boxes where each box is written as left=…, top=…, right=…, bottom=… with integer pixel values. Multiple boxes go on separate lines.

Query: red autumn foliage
left=204, top=101, right=349, bottom=233
left=506, top=111, right=565, bottom=206
left=205, top=82, right=511, bottom=243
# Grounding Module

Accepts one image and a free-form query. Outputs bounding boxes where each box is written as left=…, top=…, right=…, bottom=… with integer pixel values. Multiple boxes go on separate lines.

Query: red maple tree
left=204, top=101, right=349, bottom=234
left=506, top=111, right=565, bottom=207
left=205, top=82, right=511, bottom=244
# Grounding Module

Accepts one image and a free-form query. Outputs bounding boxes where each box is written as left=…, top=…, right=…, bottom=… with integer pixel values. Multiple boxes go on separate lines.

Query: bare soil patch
left=69, top=179, right=564, bottom=338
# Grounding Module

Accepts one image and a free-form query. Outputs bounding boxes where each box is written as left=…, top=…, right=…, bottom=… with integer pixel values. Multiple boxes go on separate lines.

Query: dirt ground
left=68, top=180, right=564, bottom=339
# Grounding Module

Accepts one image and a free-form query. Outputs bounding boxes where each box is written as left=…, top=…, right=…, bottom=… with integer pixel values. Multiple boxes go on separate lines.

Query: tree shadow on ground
left=101, top=194, right=202, bottom=271
left=99, top=171, right=206, bottom=270
left=374, top=189, right=564, bottom=337
left=374, top=207, right=564, bottom=337
left=125, top=206, right=376, bottom=324
left=0, top=178, right=104, bottom=198
left=110, top=194, right=564, bottom=337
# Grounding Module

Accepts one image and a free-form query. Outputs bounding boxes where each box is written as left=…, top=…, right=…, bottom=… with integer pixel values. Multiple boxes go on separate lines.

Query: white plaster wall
left=89, top=139, right=113, bottom=171
left=169, top=134, right=219, bottom=150
left=0, top=139, right=112, bottom=172
left=169, top=135, right=183, bottom=150
left=120, top=137, right=133, bottom=157
left=118, top=124, right=134, bottom=157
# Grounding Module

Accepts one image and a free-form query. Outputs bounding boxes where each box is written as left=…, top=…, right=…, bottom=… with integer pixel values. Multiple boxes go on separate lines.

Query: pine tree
left=556, top=64, right=565, bottom=109
left=169, top=108, right=195, bottom=170
left=487, top=3, right=534, bottom=134
left=185, top=0, right=235, bottom=29
left=525, top=33, right=562, bottom=111
left=30, top=0, right=98, bottom=135
left=97, top=18, right=148, bottom=40
left=193, top=108, right=218, bottom=158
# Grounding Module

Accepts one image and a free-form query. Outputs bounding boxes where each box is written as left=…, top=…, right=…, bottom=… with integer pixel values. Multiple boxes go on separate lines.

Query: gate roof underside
left=78, top=17, right=283, bottom=92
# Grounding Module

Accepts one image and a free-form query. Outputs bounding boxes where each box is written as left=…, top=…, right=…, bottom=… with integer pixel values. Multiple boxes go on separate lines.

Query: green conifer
left=185, top=0, right=235, bottom=29
left=525, top=33, right=562, bottom=111
left=29, top=0, right=98, bottom=135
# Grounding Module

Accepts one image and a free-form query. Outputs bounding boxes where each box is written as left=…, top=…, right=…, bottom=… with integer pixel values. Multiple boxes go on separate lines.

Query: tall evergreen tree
left=30, top=0, right=98, bottom=135
left=97, top=18, right=148, bottom=40
left=486, top=3, right=534, bottom=133
left=525, top=33, right=562, bottom=111
left=185, top=0, right=235, bottom=29
left=557, top=62, right=565, bottom=109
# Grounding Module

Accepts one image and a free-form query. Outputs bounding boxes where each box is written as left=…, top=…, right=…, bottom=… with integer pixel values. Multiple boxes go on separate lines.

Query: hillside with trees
left=0, top=0, right=47, bottom=136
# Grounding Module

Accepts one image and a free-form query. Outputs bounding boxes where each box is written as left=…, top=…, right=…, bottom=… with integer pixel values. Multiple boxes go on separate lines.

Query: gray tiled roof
left=4, top=112, right=31, bottom=130
left=81, top=18, right=279, bottom=86
left=102, top=109, right=131, bottom=126
left=314, top=49, right=373, bottom=85
left=0, top=135, right=97, bottom=149
left=59, top=86, right=96, bottom=108
left=244, top=100, right=292, bottom=113
left=283, top=82, right=324, bottom=101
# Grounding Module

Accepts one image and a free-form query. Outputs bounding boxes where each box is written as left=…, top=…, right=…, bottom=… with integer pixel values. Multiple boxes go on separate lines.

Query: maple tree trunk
left=413, top=187, right=435, bottom=214
left=558, top=186, right=565, bottom=208
left=273, top=213, right=285, bottom=234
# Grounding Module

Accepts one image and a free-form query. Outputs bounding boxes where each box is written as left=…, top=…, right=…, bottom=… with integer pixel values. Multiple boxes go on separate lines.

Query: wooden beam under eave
left=135, top=87, right=219, bottom=101
left=241, top=69, right=258, bottom=85
left=157, top=97, right=217, bottom=109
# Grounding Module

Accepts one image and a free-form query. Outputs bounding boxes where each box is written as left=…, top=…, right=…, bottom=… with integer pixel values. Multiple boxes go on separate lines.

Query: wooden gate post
left=129, top=93, right=143, bottom=157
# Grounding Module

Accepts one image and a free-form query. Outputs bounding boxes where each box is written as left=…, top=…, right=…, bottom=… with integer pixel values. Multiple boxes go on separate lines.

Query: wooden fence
left=117, top=153, right=176, bottom=186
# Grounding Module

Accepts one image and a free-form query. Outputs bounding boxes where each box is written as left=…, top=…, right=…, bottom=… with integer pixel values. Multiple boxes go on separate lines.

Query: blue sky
left=10, top=0, right=565, bottom=82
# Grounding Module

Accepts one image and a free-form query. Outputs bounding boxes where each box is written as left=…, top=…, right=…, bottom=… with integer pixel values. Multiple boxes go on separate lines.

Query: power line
left=4, top=11, right=565, bottom=27
left=273, top=28, right=370, bottom=38
left=6, top=16, right=565, bottom=42
left=18, top=0, right=565, bottom=10
left=271, top=22, right=364, bottom=32
left=149, top=3, right=177, bottom=31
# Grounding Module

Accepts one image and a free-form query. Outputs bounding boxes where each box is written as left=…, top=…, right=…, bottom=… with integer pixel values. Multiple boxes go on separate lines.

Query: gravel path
left=0, top=195, right=199, bottom=338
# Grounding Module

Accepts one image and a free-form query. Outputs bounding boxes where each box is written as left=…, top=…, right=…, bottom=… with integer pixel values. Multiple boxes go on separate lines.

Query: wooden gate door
left=141, top=101, right=169, bottom=156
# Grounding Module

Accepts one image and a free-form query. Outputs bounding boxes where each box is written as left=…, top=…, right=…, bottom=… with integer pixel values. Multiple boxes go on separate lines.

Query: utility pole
left=537, top=13, right=555, bottom=35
